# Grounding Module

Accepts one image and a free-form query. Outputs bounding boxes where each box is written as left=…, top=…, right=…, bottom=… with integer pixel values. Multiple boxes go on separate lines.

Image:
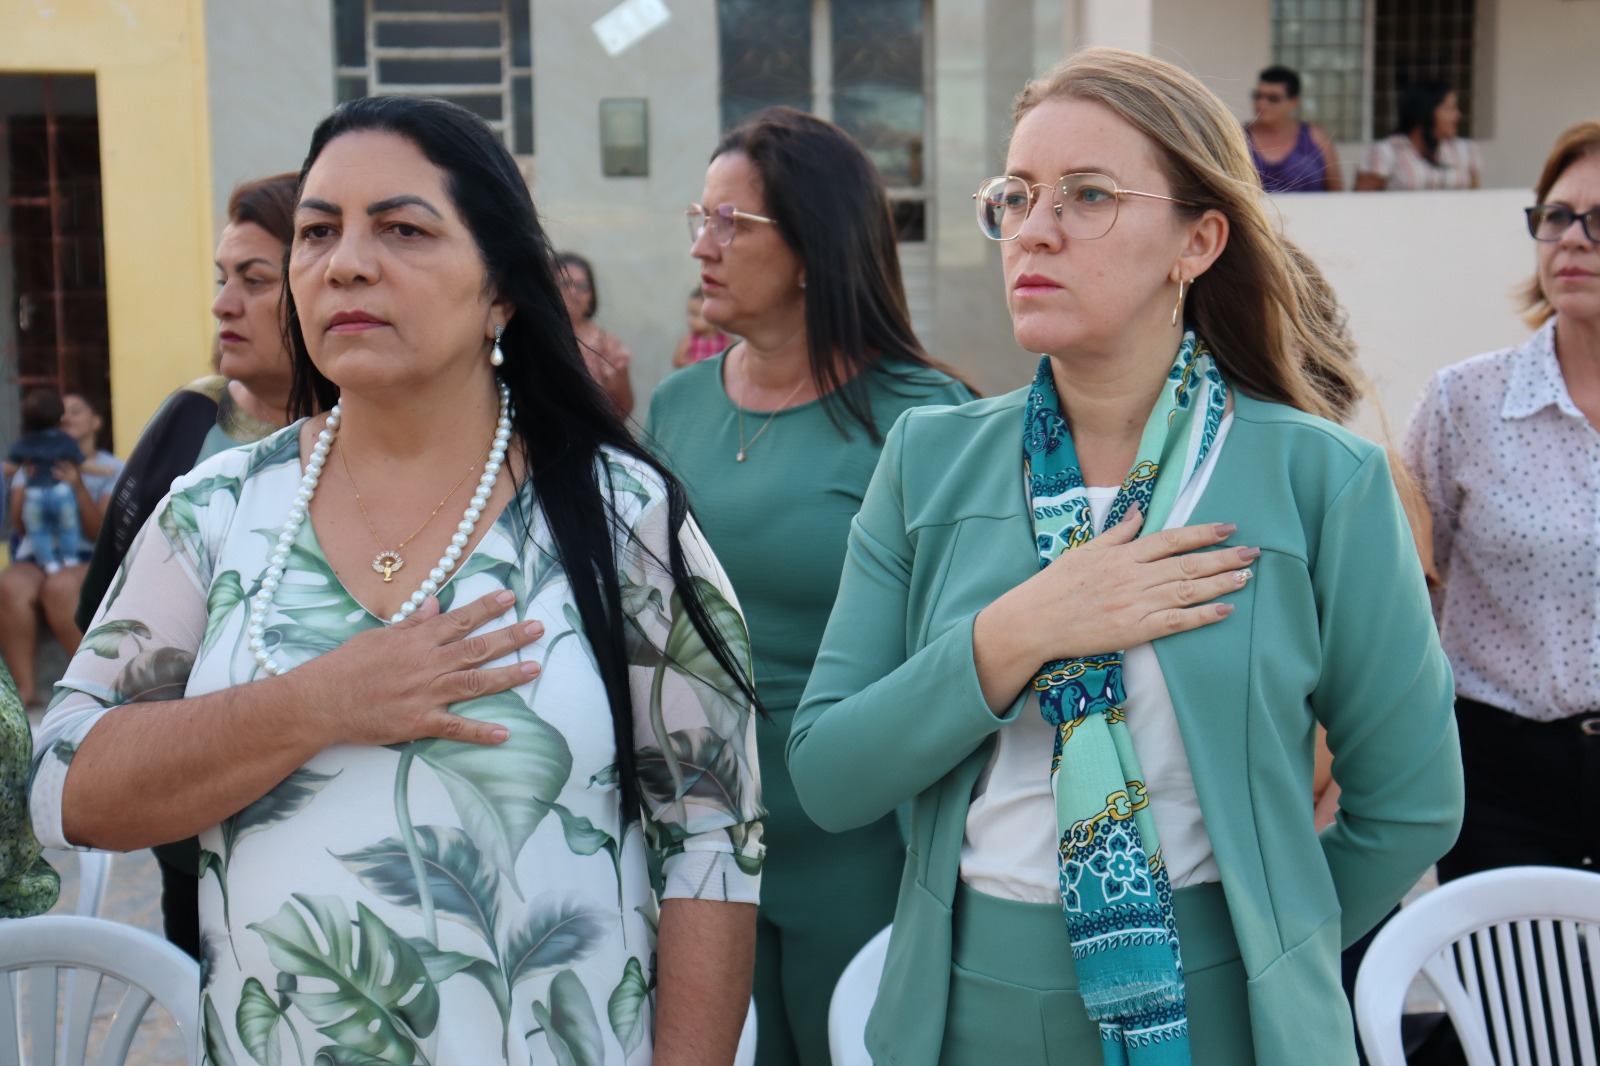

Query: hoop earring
left=1171, top=278, right=1190, bottom=328
left=490, top=324, right=505, bottom=367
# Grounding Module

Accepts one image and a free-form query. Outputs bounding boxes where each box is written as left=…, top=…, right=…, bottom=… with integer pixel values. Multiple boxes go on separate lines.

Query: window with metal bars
left=717, top=0, right=930, bottom=241
left=331, top=0, right=534, bottom=156
left=1270, top=0, right=1478, bottom=143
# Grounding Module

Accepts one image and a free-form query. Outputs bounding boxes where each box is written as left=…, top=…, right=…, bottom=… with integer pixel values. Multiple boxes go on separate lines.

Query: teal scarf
left=1023, top=331, right=1226, bottom=1064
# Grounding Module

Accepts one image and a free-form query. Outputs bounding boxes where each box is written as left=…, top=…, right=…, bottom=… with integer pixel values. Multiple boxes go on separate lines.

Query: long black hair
left=713, top=107, right=970, bottom=442
left=1395, top=81, right=1452, bottom=166
left=284, top=95, right=759, bottom=818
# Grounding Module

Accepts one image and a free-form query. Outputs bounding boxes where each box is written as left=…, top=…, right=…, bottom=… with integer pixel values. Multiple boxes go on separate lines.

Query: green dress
left=646, top=354, right=973, bottom=1066
left=0, top=659, right=57, bottom=918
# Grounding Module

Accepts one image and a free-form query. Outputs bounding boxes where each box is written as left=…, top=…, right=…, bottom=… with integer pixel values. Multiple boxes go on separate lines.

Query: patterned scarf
left=1023, top=331, right=1226, bottom=1064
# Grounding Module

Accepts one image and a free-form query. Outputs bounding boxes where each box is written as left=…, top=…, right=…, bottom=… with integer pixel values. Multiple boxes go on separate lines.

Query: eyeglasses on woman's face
left=686, top=202, right=777, bottom=246
left=971, top=172, right=1195, bottom=242
left=1526, top=203, right=1600, bottom=244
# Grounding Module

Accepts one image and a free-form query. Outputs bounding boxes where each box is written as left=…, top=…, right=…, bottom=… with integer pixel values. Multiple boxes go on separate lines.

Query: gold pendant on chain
left=373, top=551, right=404, bottom=583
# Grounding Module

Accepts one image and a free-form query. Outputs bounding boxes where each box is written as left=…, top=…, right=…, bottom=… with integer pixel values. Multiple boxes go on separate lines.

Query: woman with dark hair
left=788, top=49, right=1459, bottom=1065
left=33, top=96, right=762, bottom=1065
left=1356, top=81, right=1481, bottom=191
left=556, top=250, right=635, bottom=416
left=644, top=106, right=973, bottom=1066
left=69, top=171, right=299, bottom=962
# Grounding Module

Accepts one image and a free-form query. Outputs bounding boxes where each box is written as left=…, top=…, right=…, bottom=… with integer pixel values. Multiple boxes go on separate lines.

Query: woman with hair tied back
left=1404, top=118, right=1600, bottom=884
left=645, top=106, right=973, bottom=1066
left=33, top=95, right=763, bottom=1065
left=787, top=48, right=1461, bottom=1065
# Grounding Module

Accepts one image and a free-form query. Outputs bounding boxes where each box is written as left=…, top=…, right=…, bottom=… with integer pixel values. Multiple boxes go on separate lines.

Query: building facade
left=3, top=0, right=1597, bottom=450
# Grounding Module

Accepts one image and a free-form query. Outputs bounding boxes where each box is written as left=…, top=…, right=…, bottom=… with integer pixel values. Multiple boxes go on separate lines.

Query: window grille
left=331, top=0, right=534, bottom=156
left=1372, top=0, right=1477, bottom=139
left=1271, top=0, right=1478, bottom=142
left=716, top=0, right=930, bottom=240
left=1270, top=0, right=1367, bottom=143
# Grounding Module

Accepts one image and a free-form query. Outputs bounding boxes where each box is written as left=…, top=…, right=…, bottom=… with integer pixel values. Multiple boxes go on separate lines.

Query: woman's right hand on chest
left=286, top=589, right=545, bottom=748
left=971, top=512, right=1256, bottom=712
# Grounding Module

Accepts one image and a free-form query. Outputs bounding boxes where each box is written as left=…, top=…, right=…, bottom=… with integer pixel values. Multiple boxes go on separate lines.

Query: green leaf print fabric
left=30, top=425, right=764, bottom=1064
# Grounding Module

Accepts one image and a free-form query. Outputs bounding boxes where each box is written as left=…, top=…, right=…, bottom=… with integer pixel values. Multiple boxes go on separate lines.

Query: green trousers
left=937, top=881, right=1255, bottom=1065
left=755, top=709, right=903, bottom=1066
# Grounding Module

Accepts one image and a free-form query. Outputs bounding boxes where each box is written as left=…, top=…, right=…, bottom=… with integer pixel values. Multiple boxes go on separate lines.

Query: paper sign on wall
left=593, top=0, right=671, bottom=57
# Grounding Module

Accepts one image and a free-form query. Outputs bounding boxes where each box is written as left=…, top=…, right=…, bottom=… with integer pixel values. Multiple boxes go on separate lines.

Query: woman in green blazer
left=788, top=49, right=1461, bottom=1066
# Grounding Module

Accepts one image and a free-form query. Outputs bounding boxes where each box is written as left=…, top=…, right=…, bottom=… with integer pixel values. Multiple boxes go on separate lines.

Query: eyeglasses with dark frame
left=1526, top=203, right=1600, bottom=244
left=686, top=202, right=778, bottom=246
left=971, top=172, right=1196, bottom=242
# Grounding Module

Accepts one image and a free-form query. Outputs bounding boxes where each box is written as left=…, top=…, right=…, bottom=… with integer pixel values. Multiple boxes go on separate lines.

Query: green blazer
left=788, top=388, right=1462, bottom=1066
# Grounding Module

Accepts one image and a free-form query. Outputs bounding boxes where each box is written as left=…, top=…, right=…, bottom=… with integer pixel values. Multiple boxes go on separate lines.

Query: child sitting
left=7, top=389, right=85, bottom=575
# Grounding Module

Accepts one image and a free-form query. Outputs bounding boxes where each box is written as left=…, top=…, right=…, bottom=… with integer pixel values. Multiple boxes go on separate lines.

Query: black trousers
left=1437, top=696, right=1600, bottom=882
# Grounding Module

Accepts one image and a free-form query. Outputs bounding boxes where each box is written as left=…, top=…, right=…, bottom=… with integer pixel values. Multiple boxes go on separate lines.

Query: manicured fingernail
left=1216, top=602, right=1236, bottom=616
left=495, top=590, right=515, bottom=605
left=489, top=726, right=510, bottom=742
left=1214, top=523, right=1238, bottom=537
left=1238, top=546, right=1261, bottom=562
left=521, top=661, right=541, bottom=676
left=1234, top=568, right=1253, bottom=584
left=524, top=621, right=543, bottom=638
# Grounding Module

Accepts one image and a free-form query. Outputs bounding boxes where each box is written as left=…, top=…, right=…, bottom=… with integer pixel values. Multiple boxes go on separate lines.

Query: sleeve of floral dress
left=29, top=488, right=213, bottom=851
left=616, top=461, right=763, bottom=905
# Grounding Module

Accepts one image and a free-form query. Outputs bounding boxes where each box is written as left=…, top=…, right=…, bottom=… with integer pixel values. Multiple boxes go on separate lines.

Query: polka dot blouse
left=1402, top=318, right=1600, bottom=721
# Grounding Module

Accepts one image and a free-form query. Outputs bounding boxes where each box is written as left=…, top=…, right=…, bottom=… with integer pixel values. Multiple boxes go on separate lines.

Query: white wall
left=204, top=0, right=335, bottom=226
left=532, top=0, right=722, bottom=413
left=1272, top=188, right=1533, bottom=442
left=1476, top=0, right=1600, bottom=190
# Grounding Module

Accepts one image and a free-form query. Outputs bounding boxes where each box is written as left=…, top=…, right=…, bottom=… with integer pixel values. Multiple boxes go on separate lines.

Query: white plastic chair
left=0, top=914, right=200, bottom=1065
left=1355, top=865, right=1600, bottom=1066
left=71, top=852, right=113, bottom=919
left=734, top=996, right=756, bottom=1066
left=828, top=924, right=892, bottom=1066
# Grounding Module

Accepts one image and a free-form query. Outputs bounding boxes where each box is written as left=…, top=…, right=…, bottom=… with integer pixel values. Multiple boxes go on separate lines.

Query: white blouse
left=1403, top=318, right=1600, bottom=721
left=960, top=416, right=1232, bottom=902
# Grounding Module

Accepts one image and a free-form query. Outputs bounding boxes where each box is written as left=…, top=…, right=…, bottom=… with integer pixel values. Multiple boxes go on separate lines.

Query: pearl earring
left=490, top=324, right=505, bottom=367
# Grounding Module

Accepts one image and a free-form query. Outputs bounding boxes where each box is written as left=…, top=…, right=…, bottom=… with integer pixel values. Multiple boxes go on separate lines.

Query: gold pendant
left=372, top=551, right=404, bottom=583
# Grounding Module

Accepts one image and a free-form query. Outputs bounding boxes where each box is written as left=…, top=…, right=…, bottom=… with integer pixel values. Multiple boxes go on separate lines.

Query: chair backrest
left=733, top=996, right=756, bottom=1066
left=71, top=853, right=113, bottom=919
left=828, top=925, right=892, bottom=1066
left=1355, top=866, right=1600, bottom=1066
left=0, top=915, right=199, bottom=1066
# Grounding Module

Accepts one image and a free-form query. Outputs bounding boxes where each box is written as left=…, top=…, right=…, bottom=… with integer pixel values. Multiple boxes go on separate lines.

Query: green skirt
left=938, top=881, right=1254, bottom=1065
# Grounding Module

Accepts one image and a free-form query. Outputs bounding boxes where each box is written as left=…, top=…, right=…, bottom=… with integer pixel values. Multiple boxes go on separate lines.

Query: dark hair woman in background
left=34, top=96, right=762, bottom=1065
left=1356, top=81, right=1481, bottom=191
left=72, top=171, right=299, bottom=962
left=556, top=250, right=635, bottom=417
left=645, top=106, right=974, bottom=1066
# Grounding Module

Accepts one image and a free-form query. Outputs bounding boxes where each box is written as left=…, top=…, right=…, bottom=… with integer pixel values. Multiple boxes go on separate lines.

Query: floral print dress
left=30, top=425, right=764, bottom=1066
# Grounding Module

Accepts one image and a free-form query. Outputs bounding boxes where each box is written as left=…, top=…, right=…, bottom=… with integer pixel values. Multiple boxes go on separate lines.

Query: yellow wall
left=0, top=1, right=213, bottom=454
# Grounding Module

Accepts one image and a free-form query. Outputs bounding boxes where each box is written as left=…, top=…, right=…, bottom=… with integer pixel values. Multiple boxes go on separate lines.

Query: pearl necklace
left=248, top=382, right=513, bottom=676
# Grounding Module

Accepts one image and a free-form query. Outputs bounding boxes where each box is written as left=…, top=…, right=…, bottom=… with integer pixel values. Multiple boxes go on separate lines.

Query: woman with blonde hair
left=1404, top=118, right=1600, bottom=884
left=788, top=48, right=1460, bottom=1065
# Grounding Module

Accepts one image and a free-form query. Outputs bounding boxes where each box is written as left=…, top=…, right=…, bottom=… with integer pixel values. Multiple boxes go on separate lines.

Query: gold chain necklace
left=339, top=443, right=488, bottom=582
left=735, top=351, right=808, bottom=462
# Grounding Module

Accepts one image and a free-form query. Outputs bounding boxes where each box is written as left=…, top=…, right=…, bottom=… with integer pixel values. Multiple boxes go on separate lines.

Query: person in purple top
left=6, top=389, right=85, bottom=575
left=1245, top=66, right=1342, bottom=193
